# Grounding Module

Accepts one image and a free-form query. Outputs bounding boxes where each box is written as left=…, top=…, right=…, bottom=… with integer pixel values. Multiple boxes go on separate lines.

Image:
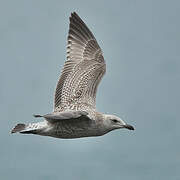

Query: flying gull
left=11, top=12, right=134, bottom=139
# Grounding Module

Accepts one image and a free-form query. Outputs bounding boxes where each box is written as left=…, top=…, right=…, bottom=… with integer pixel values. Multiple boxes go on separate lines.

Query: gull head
left=103, top=114, right=134, bottom=131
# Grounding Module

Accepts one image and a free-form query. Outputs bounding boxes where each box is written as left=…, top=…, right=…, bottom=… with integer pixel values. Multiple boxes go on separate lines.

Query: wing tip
left=71, top=12, right=78, bottom=17
left=70, top=12, right=82, bottom=22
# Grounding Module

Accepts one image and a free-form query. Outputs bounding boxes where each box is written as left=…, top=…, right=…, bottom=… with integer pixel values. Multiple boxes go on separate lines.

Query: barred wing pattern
left=54, top=12, right=106, bottom=112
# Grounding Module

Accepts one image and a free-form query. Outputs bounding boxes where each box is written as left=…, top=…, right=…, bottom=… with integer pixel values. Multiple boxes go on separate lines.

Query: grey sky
left=0, top=0, right=180, bottom=179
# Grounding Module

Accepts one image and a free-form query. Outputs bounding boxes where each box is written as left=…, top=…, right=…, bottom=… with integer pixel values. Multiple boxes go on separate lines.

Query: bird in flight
left=11, top=12, right=134, bottom=139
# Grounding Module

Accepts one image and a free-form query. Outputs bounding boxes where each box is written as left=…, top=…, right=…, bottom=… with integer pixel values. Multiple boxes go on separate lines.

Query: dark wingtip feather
left=70, top=12, right=80, bottom=20
left=71, top=12, right=77, bottom=16
left=11, top=124, right=26, bottom=134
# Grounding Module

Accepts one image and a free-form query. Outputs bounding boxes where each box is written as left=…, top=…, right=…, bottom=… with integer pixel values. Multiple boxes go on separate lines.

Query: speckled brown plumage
left=11, top=12, right=134, bottom=139
left=54, top=12, right=106, bottom=113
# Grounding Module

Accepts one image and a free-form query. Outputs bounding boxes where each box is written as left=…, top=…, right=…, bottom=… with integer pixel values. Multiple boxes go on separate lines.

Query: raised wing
left=54, top=12, right=106, bottom=112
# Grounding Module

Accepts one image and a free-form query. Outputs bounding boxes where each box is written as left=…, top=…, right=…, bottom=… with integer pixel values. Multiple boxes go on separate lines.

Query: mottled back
left=54, top=12, right=106, bottom=112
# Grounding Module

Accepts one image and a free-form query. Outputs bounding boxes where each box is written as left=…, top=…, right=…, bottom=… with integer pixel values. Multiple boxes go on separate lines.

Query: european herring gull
left=11, top=12, right=134, bottom=139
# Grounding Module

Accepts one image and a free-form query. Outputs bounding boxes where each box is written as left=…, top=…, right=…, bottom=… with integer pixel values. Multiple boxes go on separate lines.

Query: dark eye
left=112, top=119, right=118, bottom=123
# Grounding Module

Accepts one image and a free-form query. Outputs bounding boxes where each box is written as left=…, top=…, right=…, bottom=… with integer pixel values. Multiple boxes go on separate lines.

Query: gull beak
left=123, top=124, right=135, bottom=130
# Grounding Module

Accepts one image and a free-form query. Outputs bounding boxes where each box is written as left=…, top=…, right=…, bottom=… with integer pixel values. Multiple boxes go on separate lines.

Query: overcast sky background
left=0, top=0, right=180, bottom=179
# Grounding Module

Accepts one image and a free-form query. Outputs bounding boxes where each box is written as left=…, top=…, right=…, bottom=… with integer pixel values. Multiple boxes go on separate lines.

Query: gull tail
left=11, top=122, right=45, bottom=134
left=11, top=123, right=26, bottom=133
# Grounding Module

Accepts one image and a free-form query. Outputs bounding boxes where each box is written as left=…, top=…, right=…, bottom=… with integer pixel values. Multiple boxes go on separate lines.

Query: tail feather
left=11, top=121, right=46, bottom=135
left=11, top=124, right=26, bottom=134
